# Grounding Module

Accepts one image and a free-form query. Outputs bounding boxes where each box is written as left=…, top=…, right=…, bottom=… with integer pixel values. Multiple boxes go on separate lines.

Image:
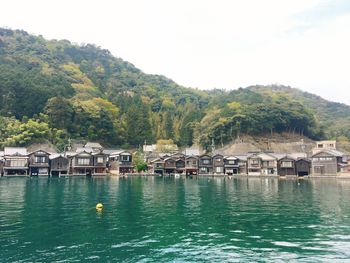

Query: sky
left=2, top=0, right=350, bottom=104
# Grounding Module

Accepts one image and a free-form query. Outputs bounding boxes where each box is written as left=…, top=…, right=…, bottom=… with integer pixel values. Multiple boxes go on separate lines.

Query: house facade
left=185, top=156, right=198, bottom=175
left=28, top=150, right=51, bottom=176
left=212, top=154, right=225, bottom=175
left=70, top=151, right=94, bottom=175
left=311, top=150, right=342, bottom=176
left=198, top=154, right=213, bottom=175
left=3, top=147, right=29, bottom=176
left=295, top=158, right=311, bottom=176
left=224, top=156, right=239, bottom=175
left=277, top=155, right=296, bottom=176
left=92, top=151, right=108, bottom=175
left=247, top=153, right=261, bottom=176
left=49, top=154, right=69, bottom=176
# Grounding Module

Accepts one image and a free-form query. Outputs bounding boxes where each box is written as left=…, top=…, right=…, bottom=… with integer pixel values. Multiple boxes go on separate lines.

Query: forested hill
left=0, top=28, right=348, bottom=150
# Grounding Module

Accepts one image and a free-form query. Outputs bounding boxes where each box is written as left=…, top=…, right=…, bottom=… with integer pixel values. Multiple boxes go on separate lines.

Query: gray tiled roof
left=4, top=147, right=27, bottom=156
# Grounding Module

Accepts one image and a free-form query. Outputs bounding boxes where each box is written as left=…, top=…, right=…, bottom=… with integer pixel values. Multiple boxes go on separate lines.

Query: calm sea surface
left=1, top=176, right=350, bottom=262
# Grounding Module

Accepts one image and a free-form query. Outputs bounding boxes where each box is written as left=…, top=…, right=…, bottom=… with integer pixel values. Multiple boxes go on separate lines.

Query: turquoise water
left=1, top=176, right=350, bottom=262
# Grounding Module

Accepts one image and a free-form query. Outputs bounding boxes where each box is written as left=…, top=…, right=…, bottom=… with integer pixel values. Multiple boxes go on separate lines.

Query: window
left=200, top=167, right=208, bottom=173
left=228, top=160, right=236, bottom=165
left=216, top=158, right=222, bottom=162
left=97, top=157, right=104, bottom=163
left=202, top=159, right=211, bottom=164
left=251, top=159, right=259, bottom=165
left=267, top=161, right=275, bottom=167
left=78, top=158, right=90, bottom=165
left=121, top=155, right=130, bottom=162
left=216, top=167, right=223, bottom=173
left=35, top=156, right=46, bottom=163
left=281, top=161, right=293, bottom=168
left=10, top=159, right=26, bottom=167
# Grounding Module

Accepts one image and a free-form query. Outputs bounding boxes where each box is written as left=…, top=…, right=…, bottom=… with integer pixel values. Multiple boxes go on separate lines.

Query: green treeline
left=0, top=28, right=348, bottom=149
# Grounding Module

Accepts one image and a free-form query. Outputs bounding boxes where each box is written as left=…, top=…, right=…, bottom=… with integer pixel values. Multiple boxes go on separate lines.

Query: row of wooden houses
left=0, top=143, right=133, bottom=176
left=0, top=140, right=349, bottom=177
left=148, top=148, right=349, bottom=177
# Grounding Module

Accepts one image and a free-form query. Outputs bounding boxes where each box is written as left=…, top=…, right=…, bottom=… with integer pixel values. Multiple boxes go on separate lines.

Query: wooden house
left=295, top=158, right=311, bottom=176
left=236, top=155, right=248, bottom=175
left=223, top=156, right=239, bottom=175
left=70, top=151, right=94, bottom=175
left=151, top=158, right=165, bottom=175
left=247, top=153, right=262, bottom=176
left=0, top=151, right=4, bottom=176
left=198, top=154, right=213, bottom=175
left=28, top=150, right=51, bottom=176
left=311, top=150, right=343, bottom=176
left=175, top=157, right=186, bottom=174
left=185, top=156, right=198, bottom=175
left=92, top=151, right=108, bottom=175
left=260, top=153, right=278, bottom=176
left=212, top=154, right=225, bottom=175
left=277, top=155, right=296, bottom=176
left=164, top=157, right=176, bottom=174
left=49, top=154, right=69, bottom=176
left=118, top=151, right=133, bottom=174
left=3, top=147, right=29, bottom=176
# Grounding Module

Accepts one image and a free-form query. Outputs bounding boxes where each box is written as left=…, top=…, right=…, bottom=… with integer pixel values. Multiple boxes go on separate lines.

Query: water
left=1, top=176, right=350, bottom=262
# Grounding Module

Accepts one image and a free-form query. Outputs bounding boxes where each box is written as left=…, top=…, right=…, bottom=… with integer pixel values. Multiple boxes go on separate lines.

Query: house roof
left=224, top=156, right=238, bottom=160
left=76, top=147, right=94, bottom=153
left=312, top=149, right=345, bottom=158
left=235, top=155, right=248, bottom=161
left=258, top=153, right=277, bottom=161
left=85, top=142, right=103, bottom=149
left=49, top=154, right=68, bottom=160
left=28, top=149, right=51, bottom=156
left=4, top=147, right=27, bottom=156
left=183, top=147, right=200, bottom=156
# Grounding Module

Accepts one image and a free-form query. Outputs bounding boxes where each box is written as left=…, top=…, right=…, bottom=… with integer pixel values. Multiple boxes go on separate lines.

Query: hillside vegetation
left=0, top=28, right=348, bottom=150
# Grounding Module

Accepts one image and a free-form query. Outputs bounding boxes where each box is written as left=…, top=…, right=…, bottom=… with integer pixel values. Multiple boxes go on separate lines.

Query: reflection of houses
left=185, top=156, right=198, bottom=175
left=49, top=154, right=69, bottom=176
left=198, top=154, right=213, bottom=175
left=224, top=156, right=239, bottom=175
left=311, top=150, right=344, bottom=176
left=213, top=154, right=224, bottom=175
left=3, top=147, right=29, bottom=176
left=28, top=150, right=51, bottom=176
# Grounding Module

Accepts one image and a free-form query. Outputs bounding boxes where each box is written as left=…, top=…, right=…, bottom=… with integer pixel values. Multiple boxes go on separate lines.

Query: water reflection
left=1, top=176, right=350, bottom=261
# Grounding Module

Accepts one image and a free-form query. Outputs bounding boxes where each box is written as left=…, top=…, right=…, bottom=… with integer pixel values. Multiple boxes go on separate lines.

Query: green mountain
left=0, top=28, right=348, bottom=150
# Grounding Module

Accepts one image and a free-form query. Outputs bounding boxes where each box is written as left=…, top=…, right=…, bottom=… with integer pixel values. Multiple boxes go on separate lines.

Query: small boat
left=174, top=173, right=181, bottom=178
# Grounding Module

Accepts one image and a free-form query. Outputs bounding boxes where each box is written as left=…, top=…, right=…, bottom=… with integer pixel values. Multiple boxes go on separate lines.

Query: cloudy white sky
left=2, top=0, right=350, bottom=104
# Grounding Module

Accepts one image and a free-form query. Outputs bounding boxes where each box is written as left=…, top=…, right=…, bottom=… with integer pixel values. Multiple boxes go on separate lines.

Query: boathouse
left=49, top=154, right=69, bottom=176
left=3, top=147, right=29, bottom=176
left=198, top=154, right=213, bottom=175
left=28, top=150, right=51, bottom=176
left=185, top=156, right=198, bottom=175
left=213, top=154, right=225, bottom=175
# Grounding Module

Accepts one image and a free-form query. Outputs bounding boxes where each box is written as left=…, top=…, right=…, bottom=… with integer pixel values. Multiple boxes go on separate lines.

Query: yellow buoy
left=96, top=203, right=103, bottom=210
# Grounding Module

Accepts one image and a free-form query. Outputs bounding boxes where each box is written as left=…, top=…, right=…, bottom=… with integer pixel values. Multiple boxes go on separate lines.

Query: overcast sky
left=2, top=0, right=350, bottom=104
